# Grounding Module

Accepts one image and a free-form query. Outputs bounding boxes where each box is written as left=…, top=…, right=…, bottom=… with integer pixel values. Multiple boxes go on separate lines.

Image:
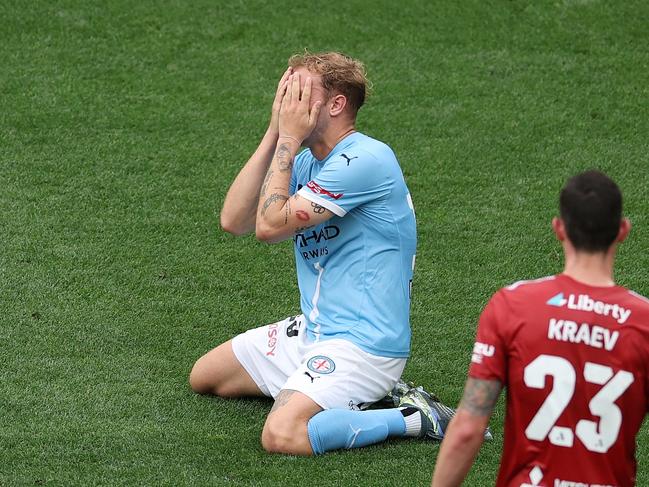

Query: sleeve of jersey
left=468, top=292, right=508, bottom=383
left=296, top=152, right=391, bottom=217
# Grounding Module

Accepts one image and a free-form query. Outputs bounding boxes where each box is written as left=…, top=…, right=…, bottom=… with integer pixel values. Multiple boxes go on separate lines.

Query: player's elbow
left=255, top=221, right=283, bottom=244
left=453, top=422, right=486, bottom=446
left=220, top=212, right=249, bottom=236
left=446, top=411, right=489, bottom=448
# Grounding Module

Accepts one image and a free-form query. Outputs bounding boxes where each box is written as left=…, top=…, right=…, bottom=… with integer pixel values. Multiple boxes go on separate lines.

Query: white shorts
left=231, top=315, right=406, bottom=410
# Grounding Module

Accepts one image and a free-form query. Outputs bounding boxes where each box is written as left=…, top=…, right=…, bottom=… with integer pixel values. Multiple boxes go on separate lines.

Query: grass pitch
left=2, top=0, right=648, bottom=485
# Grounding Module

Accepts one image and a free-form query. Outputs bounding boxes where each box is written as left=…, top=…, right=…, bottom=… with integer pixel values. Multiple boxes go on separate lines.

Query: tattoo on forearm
left=276, top=143, right=293, bottom=173
left=260, top=169, right=274, bottom=197
left=270, top=389, right=296, bottom=413
left=459, top=378, right=502, bottom=417
left=311, top=202, right=325, bottom=214
left=261, top=193, right=289, bottom=216
left=296, top=210, right=310, bottom=221
left=284, top=198, right=291, bottom=225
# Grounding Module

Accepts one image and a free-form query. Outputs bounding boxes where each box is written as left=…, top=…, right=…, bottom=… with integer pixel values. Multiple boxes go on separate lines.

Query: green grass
left=2, top=0, right=648, bottom=485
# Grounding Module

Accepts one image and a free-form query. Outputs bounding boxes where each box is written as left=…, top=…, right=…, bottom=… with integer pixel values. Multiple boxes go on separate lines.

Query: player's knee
left=189, top=358, right=223, bottom=396
left=261, top=420, right=303, bottom=454
left=189, top=360, right=211, bottom=394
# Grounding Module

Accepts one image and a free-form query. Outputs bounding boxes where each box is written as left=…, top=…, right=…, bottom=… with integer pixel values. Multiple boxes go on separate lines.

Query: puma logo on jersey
left=304, top=371, right=320, bottom=383
left=547, top=318, right=620, bottom=351
left=546, top=293, right=631, bottom=325
left=340, top=153, right=358, bottom=166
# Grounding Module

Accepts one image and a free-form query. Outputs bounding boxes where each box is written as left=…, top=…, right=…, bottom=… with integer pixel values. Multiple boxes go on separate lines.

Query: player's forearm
left=220, top=129, right=279, bottom=235
left=431, top=412, right=487, bottom=487
left=255, top=137, right=300, bottom=243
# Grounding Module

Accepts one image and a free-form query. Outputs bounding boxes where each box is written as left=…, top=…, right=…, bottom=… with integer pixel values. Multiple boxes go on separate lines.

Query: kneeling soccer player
left=190, top=51, right=451, bottom=455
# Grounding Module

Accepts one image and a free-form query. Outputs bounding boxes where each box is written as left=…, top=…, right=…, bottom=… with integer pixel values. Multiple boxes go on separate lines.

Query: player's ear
left=329, top=94, right=347, bottom=117
left=552, top=217, right=566, bottom=242
left=616, top=217, right=631, bottom=244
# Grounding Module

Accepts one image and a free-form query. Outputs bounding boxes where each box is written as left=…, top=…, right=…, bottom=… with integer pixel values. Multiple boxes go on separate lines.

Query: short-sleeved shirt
left=469, top=273, right=649, bottom=487
left=288, top=132, right=416, bottom=358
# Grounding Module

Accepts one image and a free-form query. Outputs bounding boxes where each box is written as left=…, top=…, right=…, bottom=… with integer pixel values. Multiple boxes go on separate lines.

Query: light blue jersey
left=289, top=132, right=416, bottom=358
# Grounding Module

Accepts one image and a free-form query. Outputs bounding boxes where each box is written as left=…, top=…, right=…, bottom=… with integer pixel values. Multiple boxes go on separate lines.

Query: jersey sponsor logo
left=307, top=355, right=335, bottom=374
left=471, top=342, right=495, bottom=364
left=546, top=293, right=631, bottom=325
left=306, top=180, right=343, bottom=200
left=294, top=225, right=340, bottom=249
left=547, top=318, right=619, bottom=351
left=300, top=247, right=329, bottom=260
left=520, top=465, right=543, bottom=487
left=266, top=323, right=279, bottom=356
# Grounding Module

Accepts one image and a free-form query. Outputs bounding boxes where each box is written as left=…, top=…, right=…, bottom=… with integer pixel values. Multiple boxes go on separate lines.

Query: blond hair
left=288, top=51, right=370, bottom=116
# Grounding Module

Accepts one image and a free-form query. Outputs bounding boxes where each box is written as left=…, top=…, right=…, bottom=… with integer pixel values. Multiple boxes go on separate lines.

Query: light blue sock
left=307, top=408, right=413, bottom=455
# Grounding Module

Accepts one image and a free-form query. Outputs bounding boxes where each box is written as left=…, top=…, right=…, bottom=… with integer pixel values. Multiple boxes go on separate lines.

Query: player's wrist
left=262, top=128, right=281, bottom=148
left=278, top=134, right=302, bottom=146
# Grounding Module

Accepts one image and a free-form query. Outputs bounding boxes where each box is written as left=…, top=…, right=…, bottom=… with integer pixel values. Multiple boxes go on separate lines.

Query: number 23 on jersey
left=524, top=353, right=634, bottom=453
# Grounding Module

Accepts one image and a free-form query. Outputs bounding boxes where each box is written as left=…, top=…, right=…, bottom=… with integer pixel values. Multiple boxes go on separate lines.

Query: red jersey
left=469, top=274, right=649, bottom=487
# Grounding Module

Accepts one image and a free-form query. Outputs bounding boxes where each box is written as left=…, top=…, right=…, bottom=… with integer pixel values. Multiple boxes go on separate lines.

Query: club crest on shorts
left=307, top=355, right=336, bottom=374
